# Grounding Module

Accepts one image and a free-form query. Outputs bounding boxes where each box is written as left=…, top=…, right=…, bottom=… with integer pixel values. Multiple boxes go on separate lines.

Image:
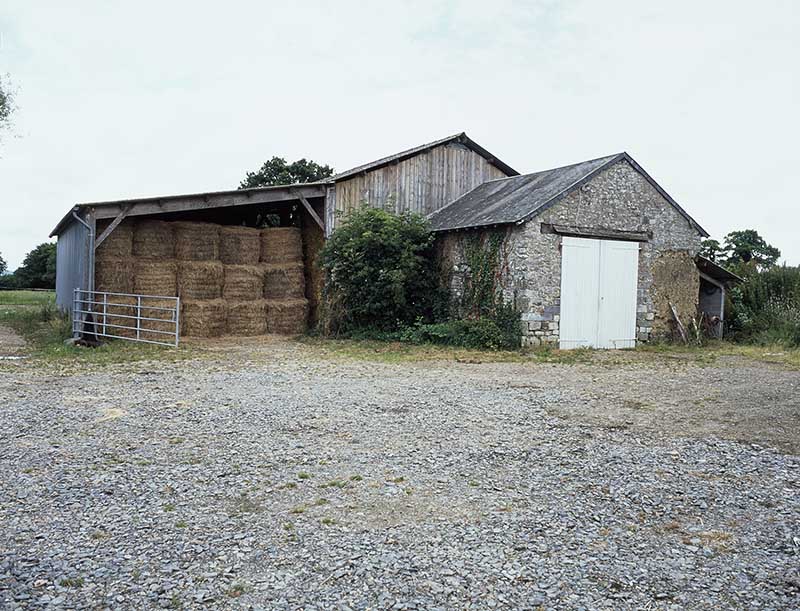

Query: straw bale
left=133, top=260, right=177, bottom=296
left=95, top=257, right=134, bottom=294
left=137, top=296, right=179, bottom=343
left=260, top=227, right=303, bottom=264
left=174, top=222, right=220, bottom=261
left=95, top=220, right=133, bottom=258
left=220, top=226, right=261, bottom=265
left=181, top=299, right=226, bottom=337
left=265, top=298, right=308, bottom=335
left=91, top=295, right=137, bottom=339
left=177, top=261, right=223, bottom=300
left=263, top=262, right=306, bottom=299
left=223, top=265, right=264, bottom=301
left=226, top=299, right=268, bottom=336
left=133, top=220, right=175, bottom=259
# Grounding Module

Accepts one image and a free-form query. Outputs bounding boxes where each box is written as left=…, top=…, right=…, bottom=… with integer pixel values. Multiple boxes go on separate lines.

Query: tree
left=15, top=243, right=56, bottom=289
left=319, top=207, right=443, bottom=332
left=239, top=157, right=334, bottom=189
left=722, top=229, right=780, bottom=270
left=0, top=252, right=6, bottom=276
left=699, top=238, right=723, bottom=261
left=0, top=74, right=16, bottom=139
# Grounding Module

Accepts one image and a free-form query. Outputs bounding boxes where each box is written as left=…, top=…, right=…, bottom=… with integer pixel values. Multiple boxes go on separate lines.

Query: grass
left=59, top=577, right=84, bottom=588
left=0, top=292, right=196, bottom=366
left=0, top=289, right=55, bottom=306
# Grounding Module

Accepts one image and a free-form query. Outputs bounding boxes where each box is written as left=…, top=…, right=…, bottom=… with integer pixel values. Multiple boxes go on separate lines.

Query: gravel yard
left=1, top=337, right=799, bottom=610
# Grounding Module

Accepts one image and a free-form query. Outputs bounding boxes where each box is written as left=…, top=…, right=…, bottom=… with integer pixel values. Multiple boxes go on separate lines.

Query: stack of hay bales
left=132, top=220, right=178, bottom=342
left=260, top=227, right=308, bottom=334
left=174, top=222, right=226, bottom=337
left=94, top=220, right=136, bottom=337
left=221, top=226, right=267, bottom=335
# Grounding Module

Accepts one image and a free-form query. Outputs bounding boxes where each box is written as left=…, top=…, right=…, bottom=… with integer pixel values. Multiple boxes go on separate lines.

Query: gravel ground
left=1, top=338, right=799, bottom=610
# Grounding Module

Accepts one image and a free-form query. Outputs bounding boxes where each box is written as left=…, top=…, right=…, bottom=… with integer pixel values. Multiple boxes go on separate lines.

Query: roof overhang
left=50, top=182, right=327, bottom=237
left=696, top=255, right=743, bottom=283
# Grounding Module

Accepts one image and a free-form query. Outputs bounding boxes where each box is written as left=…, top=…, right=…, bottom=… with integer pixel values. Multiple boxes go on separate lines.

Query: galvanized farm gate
left=72, top=289, right=180, bottom=347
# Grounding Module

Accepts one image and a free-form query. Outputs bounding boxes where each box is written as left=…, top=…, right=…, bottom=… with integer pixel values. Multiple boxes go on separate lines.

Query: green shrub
left=727, top=265, right=800, bottom=347
left=320, top=207, right=446, bottom=332
left=399, top=315, right=519, bottom=351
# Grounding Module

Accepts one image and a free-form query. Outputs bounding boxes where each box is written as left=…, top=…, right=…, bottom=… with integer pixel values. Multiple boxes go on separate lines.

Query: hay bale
left=226, top=300, right=268, bottom=336
left=223, top=265, right=264, bottom=301
left=181, top=299, right=226, bottom=337
left=260, top=227, right=303, bottom=264
left=90, top=295, right=137, bottom=339
left=177, top=261, right=223, bottom=300
left=220, top=226, right=261, bottom=265
left=95, top=257, right=134, bottom=294
left=95, top=220, right=133, bottom=258
left=263, top=262, right=306, bottom=299
left=265, top=298, right=308, bottom=335
left=138, top=296, right=179, bottom=343
left=133, top=220, right=175, bottom=259
left=174, top=222, right=220, bottom=261
left=133, top=260, right=177, bottom=296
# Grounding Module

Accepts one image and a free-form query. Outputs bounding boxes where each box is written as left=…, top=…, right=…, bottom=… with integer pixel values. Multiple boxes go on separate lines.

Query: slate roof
left=428, top=152, right=709, bottom=237
left=330, top=132, right=519, bottom=181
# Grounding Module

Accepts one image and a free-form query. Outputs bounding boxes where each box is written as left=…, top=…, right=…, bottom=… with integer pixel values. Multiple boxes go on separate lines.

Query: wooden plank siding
left=329, top=142, right=509, bottom=232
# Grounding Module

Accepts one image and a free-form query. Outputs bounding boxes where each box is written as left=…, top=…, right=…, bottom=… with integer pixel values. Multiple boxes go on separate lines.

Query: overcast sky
left=1, top=1, right=798, bottom=270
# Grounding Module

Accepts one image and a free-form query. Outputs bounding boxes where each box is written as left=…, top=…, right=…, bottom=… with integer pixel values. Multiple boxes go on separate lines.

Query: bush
left=320, top=207, right=446, bottom=332
left=400, top=314, right=520, bottom=351
left=727, top=265, right=800, bottom=347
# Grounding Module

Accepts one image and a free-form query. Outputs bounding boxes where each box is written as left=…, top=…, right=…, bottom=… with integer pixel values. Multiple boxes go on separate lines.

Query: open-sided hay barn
left=52, top=132, right=738, bottom=346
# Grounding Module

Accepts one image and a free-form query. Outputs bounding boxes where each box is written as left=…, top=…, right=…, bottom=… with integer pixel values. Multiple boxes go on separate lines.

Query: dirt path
left=0, top=323, right=27, bottom=358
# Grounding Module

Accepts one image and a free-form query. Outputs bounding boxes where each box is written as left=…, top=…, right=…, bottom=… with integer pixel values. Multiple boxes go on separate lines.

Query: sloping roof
left=330, top=132, right=519, bottom=181
left=428, top=152, right=709, bottom=237
left=696, top=255, right=744, bottom=283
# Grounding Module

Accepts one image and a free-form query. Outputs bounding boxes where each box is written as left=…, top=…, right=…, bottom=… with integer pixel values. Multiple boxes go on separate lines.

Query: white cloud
left=0, top=0, right=798, bottom=269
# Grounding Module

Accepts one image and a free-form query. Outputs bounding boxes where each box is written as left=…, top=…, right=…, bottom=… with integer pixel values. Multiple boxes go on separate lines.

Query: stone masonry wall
left=438, top=160, right=704, bottom=346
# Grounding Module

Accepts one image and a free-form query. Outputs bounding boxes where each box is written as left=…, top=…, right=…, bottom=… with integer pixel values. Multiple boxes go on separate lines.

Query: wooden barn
left=51, top=133, right=515, bottom=343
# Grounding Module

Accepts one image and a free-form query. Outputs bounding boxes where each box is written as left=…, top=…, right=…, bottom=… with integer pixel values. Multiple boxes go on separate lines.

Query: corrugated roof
left=428, top=152, right=709, bottom=237
left=330, top=132, right=519, bottom=181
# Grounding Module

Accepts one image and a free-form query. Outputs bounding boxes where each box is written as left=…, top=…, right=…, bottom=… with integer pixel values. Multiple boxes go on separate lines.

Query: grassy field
left=0, top=289, right=55, bottom=306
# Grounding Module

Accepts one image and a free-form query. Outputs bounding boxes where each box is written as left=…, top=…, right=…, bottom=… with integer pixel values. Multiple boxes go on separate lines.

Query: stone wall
left=437, top=159, right=704, bottom=346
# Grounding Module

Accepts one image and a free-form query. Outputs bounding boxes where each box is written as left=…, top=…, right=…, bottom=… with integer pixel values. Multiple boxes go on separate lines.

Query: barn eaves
left=427, top=152, right=709, bottom=237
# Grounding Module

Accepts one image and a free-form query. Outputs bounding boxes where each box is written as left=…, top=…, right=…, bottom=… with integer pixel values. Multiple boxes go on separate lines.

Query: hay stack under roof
left=133, top=220, right=175, bottom=259
left=134, top=260, right=177, bottom=297
left=174, top=222, right=220, bottom=261
left=95, top=257, right=134, bottom=294
left=260, top=227, right=303, bottom=264
left=177, top=261, right=223, bottom=300
left=137, top=297, right=179, bottom=343
left=181, top=299, right=226, bottom=337
left=265, top=298, right=308, bottom=335
left=226, top=299, right=268, bottom=336
left=263, top=262, right=306, bottom=300
left=95, top=220, right=133, bottom=258
left=220, top=226, right=261, bottom=265
left=223, top=265, right=264, bottom=301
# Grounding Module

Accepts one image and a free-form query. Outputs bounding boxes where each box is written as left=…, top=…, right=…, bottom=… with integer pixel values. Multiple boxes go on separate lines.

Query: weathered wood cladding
left=330, top=143, right=509, bottom=230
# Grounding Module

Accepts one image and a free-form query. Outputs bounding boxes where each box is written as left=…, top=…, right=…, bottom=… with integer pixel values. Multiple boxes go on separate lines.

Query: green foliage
left=239, top=157, right=333, bottom=189
left=320, top=207, right=445, bottom=332
left=727, top=264, right=800, bottom=347
left=0, top=252, right=6, bottom=276
left=0, top=73, right=15, bottom=138
left=399, top=309, right=520, bottom=351
left=724, top=230, right=780, bottom=269
left=699, top=238, right=723, bottom=262
left=13, top=242, right=56, bottom=289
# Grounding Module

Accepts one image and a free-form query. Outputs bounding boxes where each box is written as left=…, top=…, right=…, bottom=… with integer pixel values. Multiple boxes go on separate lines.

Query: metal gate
left=73, top=289, right=180, bottom=347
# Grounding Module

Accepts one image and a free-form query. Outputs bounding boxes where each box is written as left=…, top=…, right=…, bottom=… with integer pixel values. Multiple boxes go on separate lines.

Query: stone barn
left=428, top=152, right=738, bottom=348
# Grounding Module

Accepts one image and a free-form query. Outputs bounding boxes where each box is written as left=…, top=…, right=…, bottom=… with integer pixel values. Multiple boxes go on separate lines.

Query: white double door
left=559, top=236, right=639, bottom=349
